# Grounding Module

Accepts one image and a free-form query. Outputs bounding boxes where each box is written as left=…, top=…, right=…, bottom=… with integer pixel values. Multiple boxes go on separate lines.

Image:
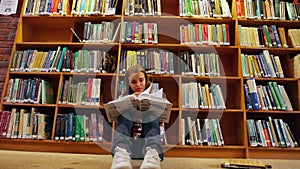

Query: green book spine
left=75, top=115, right=81, bottom=142
left=87, top=0, right=93, bottom=14
left=238, top=25, right=243, bottom=46
left=80, top=115, right=85, bottom=142
left=56, top=47, right=68, bottom=72
left=74, top=51, right=79, bottom=72
left=209, top=119, right=217, bottom=146
left=241, top=53, right=247, bottom=77
left=268, top=82, right=281, bottom=110
left=186, top=0, right=192, bottom=16
left=271, top=82, right=286, bottom=110
left=222, top=24, right=227, bottom=45
left=81, top=50, right=88, bottom=73
left=199, top=24, right=203, bottom=45
left=263, top=25, right=273, bottom=47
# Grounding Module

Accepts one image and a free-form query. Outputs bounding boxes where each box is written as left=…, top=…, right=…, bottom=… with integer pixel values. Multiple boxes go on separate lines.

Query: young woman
left=110, top=64, right=163, bottom=169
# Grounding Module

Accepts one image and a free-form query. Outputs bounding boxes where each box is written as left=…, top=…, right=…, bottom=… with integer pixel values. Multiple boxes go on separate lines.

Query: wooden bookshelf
left=0, top=0, right=299, bottom=159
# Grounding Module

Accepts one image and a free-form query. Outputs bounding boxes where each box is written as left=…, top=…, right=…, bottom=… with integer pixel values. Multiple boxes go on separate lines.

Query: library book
left=104, top=86, right=172, bottom=123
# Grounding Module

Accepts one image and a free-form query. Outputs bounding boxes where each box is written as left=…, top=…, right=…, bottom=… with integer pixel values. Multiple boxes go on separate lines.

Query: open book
left=104, top=86, right=172, bottom=123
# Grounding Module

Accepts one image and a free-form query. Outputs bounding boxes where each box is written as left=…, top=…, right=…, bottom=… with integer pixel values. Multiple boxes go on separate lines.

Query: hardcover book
left=104, top=85, right=172, bottom=123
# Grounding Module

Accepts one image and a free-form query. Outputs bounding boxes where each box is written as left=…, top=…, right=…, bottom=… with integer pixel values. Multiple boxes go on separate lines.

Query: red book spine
left=226, top=24, right=230, bottom=44
left=1, top=111, right=12, bottom=137
left=202, top=24, right=208, bottom=45
left=132, top=21, right=136, bottom=43
left=236, top=0, right=242, bottom=18
left=86, top=78, right=93, bottom=105
left=148, top=23, right=153, bottom=44
left=195, top=24, right=200, bottom=44
left=262, top=120, right=272, bottom=147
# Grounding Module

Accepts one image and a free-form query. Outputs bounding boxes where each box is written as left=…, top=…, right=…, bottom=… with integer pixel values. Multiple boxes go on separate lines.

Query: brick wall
left=0, top=0, right=23, bottom=99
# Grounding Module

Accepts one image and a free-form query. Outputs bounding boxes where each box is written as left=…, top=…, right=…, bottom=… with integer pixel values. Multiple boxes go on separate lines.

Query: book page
left=104, top=86, right=172, bottom=122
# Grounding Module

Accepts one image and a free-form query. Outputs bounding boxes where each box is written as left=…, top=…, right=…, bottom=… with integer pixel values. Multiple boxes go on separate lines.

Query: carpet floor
left=0, top=150, right=299, bottom=169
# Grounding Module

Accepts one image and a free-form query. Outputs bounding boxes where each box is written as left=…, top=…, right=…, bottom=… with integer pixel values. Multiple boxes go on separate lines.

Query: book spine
left=247, top=119, right=258, bottom=147
left=59, top=114, right=65, bottom=140
left=285, top=122, right=299, bottom=147
left=278, top=119, right=291, bottom=147
left=181, top=118, right=185, bottom=145
left=266, top=121, right=276, bottom=147
left=271, top=81, right=286, bottom=110
left=246, top=78, right=261, bottom=110
left=55, top=114, right=61, bottom=140
left=271, top=25, right=282, bottom=47
left=261, top=120, right=272, bottom=147
left=273, top=118, right=286, bottom=147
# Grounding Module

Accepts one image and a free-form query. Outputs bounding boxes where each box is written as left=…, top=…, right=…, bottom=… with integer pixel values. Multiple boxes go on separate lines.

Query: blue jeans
left=111, top=111, right=164, bottom=161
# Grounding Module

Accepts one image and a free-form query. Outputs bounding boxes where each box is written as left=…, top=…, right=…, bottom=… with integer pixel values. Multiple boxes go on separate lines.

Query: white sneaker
left=140, top=147, right=161, bottom=169
left=111, top=147, right=132, bottom=169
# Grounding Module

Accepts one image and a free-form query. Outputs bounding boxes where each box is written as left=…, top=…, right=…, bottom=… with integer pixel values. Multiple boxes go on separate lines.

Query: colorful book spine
left=246, top=78, right=261, bottom=110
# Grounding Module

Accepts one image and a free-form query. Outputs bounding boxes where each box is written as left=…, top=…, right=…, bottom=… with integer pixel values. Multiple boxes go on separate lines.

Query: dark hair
left=121, top=64, right=152, bottom=96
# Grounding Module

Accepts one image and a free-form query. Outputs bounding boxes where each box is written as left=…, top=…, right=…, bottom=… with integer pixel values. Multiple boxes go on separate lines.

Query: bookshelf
left=0, top=0, right=299, bottom=159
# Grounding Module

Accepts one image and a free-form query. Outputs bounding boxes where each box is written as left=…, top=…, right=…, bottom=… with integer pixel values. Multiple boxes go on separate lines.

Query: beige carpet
left=0, top=150, right=299, bottom=169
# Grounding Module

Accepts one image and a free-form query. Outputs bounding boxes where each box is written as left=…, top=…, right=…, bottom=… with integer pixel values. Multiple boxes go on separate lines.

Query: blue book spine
left=44, top=50, right=54, bottom=71
left=210, top=84, right=220, bottom=109
left=67, top=113, right=74, bottom=141
left=273, top=119, right=286, bottom=147
left=271, top=25, right=282, bottom=48
left=260, top=53, right=271, bottom=77
left=41, top=51, right=51, bottom=71
left=246, top=78, right=261, bottom=110
left=244, top=84, right=252, bottom=110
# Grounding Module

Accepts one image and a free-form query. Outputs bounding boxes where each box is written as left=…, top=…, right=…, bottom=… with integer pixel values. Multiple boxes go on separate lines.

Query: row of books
left=180, top=51, right=220, bottom=76
left=182, top=82, right=226, bottom=109
left=239, top=25, right=288, bottom=48
left=24, top=0, right=70, bottom=15
left=180, top=24, right=230, bottom=46
left=119, top=49, right=175, bottom=74
left=121, top=21, right=158, bottom=44
left=179, top=0, right=232, bottom=18
left=182, top=117, right=224, bottom=146
left=82, top=21, right=120, bottom=43
left=124, top=0, right=162, bottom=16
left=4, top=78, right=54, bottom=104
left=290, top=54, right=300, bottom=78
left=288, top=29, right=300, bottom=48
left=59, top=77, right=102, bottom=106
left=0, top=108, right=52, bottom=140
left=247, top=117, right=298, bottom=148
left=241, top=50, right=284, bottom=78
left=236, top=0, right=300, bottom=20
left=23, top=0, right=119, bottom=16
left=244, top=78, right=293, bottom=111
left=71, top=0, right=119, bottom=15
left=54, top=112, right=105, bottom=142
left=10, top=48, right=117, bottom=73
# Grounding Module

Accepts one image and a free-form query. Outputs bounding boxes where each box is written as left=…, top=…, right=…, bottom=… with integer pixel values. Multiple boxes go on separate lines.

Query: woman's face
left=128, top=72, right=146, bottom=94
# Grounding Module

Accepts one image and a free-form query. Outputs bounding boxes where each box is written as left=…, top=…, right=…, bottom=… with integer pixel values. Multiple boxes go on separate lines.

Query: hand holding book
left=104, top=87, right=172, bottom=123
